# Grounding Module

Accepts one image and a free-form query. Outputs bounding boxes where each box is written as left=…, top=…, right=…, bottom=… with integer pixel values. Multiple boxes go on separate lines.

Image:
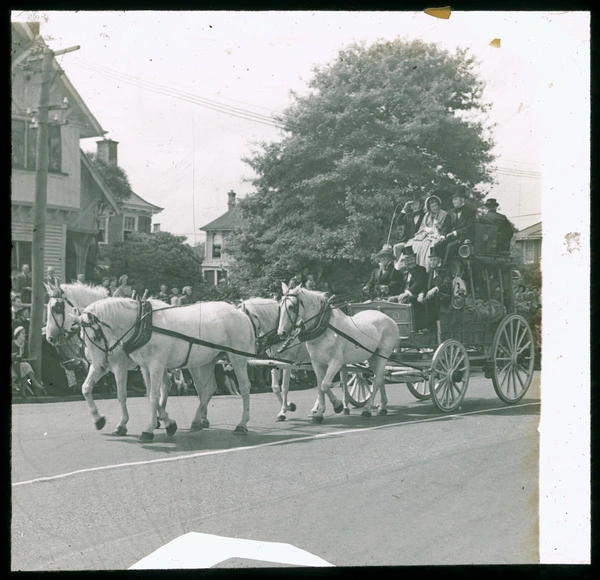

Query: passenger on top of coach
left=392, top=197, right=425, bottom=258
left=433, top=188, right=476, bottom=265
left=363, top=245, right=403, bottom=300
left=477, top=197, right=514, bottom=252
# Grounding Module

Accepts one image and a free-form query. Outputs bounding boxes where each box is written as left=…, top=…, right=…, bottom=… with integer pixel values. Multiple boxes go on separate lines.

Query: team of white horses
left=44, top=281, right=399, bottom=442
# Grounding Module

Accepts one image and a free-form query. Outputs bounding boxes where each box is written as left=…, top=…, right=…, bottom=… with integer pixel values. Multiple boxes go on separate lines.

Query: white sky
left=11, top=10, right=591, bottom=565
left=11, top=10, right=586, bottom=242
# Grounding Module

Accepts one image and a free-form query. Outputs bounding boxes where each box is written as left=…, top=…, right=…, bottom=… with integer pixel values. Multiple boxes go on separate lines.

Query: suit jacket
left=398, top=209, right=425, bottom=243
left=366, top=262, right=403, bottom=296
left=447, top=205, right=476, bottom=242
left=478, top=211, right=514, bottom=251
left=400, top=265, right=428, bottom=299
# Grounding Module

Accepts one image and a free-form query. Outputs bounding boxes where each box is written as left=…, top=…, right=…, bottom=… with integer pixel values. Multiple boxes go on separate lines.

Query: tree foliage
left=104, top=231, right=204, bottom=295
left=229, top=38, right=496, bottom=297
left=85, top=152, right=134, bottom=206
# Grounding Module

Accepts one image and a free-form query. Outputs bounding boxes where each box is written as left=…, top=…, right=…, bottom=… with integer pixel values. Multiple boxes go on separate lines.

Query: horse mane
left=85, top=297, right=138, bottom=320
left=298, top=287, right=329, bottom=313
left=60, top=282, right=109, bottom=308
left=239, top=298, right=279, bottom=334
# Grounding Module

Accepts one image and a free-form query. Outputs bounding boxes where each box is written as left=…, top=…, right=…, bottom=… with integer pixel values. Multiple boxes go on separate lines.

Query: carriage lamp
left=458, top=239, right=473, bottom=258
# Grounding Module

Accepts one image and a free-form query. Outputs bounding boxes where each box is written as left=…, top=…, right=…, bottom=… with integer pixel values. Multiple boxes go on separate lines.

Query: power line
left=73, top=59, right=285, bottom=129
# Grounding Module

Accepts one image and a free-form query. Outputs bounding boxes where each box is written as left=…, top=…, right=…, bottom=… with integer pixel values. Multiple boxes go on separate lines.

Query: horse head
left=277, top=282, right=302, bottom=339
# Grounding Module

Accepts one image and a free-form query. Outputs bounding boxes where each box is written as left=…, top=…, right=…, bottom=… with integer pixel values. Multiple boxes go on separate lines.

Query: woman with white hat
left=12, top=326, right=46, bottom=397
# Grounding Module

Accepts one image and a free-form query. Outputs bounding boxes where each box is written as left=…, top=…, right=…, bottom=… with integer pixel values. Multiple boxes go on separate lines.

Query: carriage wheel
left=344, top=369, right=374, bottom=408
left=491, top=314, right=535, bottom=404
left=429, top=340, right=470, bottom=413
left=406, top=381, right=431, bottom=400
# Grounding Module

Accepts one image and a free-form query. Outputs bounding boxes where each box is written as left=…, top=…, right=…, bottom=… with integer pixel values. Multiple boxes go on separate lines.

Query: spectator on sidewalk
left=12, top=326, right=46, bottom=397
left=154, top=284, right=170, bottom=303
left=112, top=275, right=133, bottom=298
left=179, top=286, right=194, bottom=305
left=16, top=264, right=32, bottom=304
left=170, top=287, right=181, bottom=306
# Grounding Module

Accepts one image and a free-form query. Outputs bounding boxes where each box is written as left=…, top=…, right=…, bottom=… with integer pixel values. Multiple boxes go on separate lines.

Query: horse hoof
left=378, top=408, right=388, bottom=416
left=189, top=419, right=209, bottom=432
left=233, top=425, right=248, bottom=435
left=156, top=420, right=161, bottom=429
left=361, top=410, right=372, bottom=418
left=342, top=408, right=350, bottom=415
left=288, top=402, right=297, bottom=412
left=276, top=415, right=286, bottom=422
left=112, top=426, right=127, bottom=436
left=139, top=432, right=154, bottom=443
left=333, top=402, right=344, bottom=414
left=95, top=416, right=106, bottom=431
left=311, top=415, right=324, bottom=425
left=166, top=421, right=178, bottom=436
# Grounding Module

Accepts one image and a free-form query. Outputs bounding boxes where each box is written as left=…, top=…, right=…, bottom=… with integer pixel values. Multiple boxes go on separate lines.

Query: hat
left=14, top=326, right=25, bottom=338
left=401, top=245, right=415, bottom=257
left=377, top=244, right=394, bottom=259
left=429, top=245, right=443, bottom=258
left=484, top=198, right=499, bottom=208
left=425, top=195, right=442, bottom=211
left=452, top=190, right=466, bottom=199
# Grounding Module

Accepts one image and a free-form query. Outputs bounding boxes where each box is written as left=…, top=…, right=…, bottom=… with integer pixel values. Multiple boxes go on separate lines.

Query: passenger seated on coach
left=433, top=189, right=476, bottom=266
left=363, top=245, right=403, bottom=300
left=417, top=246, right=451, bottom=332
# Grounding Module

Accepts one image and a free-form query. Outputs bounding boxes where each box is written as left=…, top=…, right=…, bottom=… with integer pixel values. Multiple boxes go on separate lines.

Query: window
left=97, top=216, right=110, bottom=244
left=138, top=215, right=151, bottom=234
left=123, top=216, right=136, bottom=240
left=11, top=119, right=62, bottom=172
left=523, top=240, right=536, bottom=264
left=204, top=270, right=216, bottom=286
left=11, top=241, right=32, bottom=271
left=217, top=270, right=228, bottom=284
left=212, top=244, right=222, bottom=258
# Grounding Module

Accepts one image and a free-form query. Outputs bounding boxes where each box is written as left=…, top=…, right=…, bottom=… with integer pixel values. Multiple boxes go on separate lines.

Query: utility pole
left=27, top=42, right=79, bottom=378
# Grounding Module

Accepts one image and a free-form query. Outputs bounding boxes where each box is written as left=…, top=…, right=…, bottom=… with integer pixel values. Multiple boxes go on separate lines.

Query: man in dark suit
left=392, top=198, right=425, bottom=257
left=390, top=246, right=428, bottom=330
left=435, top=189, right=476, bottom=264
left=418, top=245, right=452, bottom=334
left=478, top=198, right=514, bottom=252
left=363, top=245, right=404, bottom=300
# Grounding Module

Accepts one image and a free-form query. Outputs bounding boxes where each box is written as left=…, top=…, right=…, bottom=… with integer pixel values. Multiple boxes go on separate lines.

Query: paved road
left=11, top=372, right=540, bottom=570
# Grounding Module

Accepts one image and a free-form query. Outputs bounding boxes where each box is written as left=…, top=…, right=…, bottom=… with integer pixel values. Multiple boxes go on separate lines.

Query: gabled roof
left=514, top=221, right=542, bottom=240
left=80, top=151, right=120, bottom=213
left=121, top=190, right=163, bottom=214
left=11, top=22, right=106, bottom=139
left=199, top=206, right=244, bottom=232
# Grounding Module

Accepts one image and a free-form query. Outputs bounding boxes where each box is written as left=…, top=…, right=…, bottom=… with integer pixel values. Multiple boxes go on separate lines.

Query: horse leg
left=110, top=357, right=129, bottom=436
left=318, top=361, right=344, bottom=417
left=271, top=368, right=286, bottom=421
left=281, top=368, right=297, bottom=416
left=188, top=365, right=216, bottom=431
left=81, top=364, right=109, bottom=431
left=309, top=361, right=328, bottom=424
left=339, top=367, right=351, bottom=415
left=228, top=354, right=251, bottom=435
left=140, top=366, right=176, bottom=441
left=362, top=356, right=388, bottom=417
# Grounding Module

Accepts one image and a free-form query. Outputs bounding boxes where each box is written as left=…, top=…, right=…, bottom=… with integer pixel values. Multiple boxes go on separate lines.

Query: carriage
left=340, top=223, right=536, bottom=413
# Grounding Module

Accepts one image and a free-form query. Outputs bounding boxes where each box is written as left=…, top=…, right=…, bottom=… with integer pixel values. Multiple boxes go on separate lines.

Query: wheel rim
left=346, top=371, right=374, bottom=407
left=406, top=381, right=430, bottom=400
left=492, top=315, right=534, bottom=403
left=429, top=340, right=470, bottom=412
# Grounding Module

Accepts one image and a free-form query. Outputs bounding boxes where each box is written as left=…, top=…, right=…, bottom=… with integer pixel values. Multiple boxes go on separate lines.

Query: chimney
left=227, top=190, right=236, bottom=210
left=96, top=139, right=119, bottom=165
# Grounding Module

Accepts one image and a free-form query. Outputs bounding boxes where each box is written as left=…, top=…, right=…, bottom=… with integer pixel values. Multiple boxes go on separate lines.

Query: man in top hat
left=418, top=245, right=452, bottom=332
left=363, top=244, right=403, bottom=300
left=435, top=188, right=476, bottom=264
left=478, top=197, right=514, bottom=252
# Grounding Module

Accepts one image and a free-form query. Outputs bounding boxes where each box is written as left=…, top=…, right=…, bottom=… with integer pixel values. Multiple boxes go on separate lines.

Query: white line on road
left=13, top=401, right=539, bottom=487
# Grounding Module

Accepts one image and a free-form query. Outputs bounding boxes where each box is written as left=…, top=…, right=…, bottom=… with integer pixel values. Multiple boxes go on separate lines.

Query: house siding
left=12, top=220, right=66, bottom=280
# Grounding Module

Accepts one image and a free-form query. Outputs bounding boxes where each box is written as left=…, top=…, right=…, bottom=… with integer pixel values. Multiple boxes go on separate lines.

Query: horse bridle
left=280, top=293, right=302, bottom=334
left=49, top=293, right=81, bottom=343
left=80, top=313, right=114, bottom=369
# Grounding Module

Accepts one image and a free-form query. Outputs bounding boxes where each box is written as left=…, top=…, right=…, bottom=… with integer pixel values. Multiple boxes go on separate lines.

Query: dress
left=112, top=284, right=133, bottom=298
left=406, top=210, right=449, bottom=271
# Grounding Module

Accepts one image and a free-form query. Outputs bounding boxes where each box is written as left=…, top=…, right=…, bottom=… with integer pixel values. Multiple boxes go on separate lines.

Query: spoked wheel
left=491, top=314, right=535, bottom=404
left=406, top=380, right=431, bottom=400
left=344, top=368, right=374, bottom=408
left=429, top=340, right=470, bottom=413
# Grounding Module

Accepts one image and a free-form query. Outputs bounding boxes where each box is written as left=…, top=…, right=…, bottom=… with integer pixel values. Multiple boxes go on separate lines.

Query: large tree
left=85, top=151, right=134, bottom=206
left=229, top=39, right=496, bottom=297
left=104, top=231, right=204, bottom=296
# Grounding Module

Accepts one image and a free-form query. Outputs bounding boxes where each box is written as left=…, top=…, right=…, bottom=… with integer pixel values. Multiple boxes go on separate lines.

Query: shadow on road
left=97, top=394, right=539, bottom=454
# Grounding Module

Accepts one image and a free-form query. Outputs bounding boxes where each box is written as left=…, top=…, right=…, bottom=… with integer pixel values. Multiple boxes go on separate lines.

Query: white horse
left=240, top=298, right=343, bottom=421
left=79, top=297, right=256, bottom=442
left=277, top=283, right=400, bottom=423
left=44, top=282, right=169, bottom=436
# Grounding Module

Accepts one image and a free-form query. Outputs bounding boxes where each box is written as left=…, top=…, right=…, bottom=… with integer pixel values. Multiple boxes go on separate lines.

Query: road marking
left=12, top=401, right=539, bottom=487
left=129, top=532, right=334, bottom=569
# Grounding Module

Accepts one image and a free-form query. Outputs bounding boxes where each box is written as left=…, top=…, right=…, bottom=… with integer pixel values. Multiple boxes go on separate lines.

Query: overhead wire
left=73, top=58, right=286, bottom=129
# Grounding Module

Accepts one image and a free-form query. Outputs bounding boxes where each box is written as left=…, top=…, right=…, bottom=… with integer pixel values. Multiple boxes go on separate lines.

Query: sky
left=11, top=10, right=591, bottom=564
left=11, top=10, right=587, bottom=243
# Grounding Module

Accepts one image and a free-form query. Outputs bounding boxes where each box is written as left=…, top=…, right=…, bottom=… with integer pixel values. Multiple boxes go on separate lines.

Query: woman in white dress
left=401, top=195, right=449, bottom=271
